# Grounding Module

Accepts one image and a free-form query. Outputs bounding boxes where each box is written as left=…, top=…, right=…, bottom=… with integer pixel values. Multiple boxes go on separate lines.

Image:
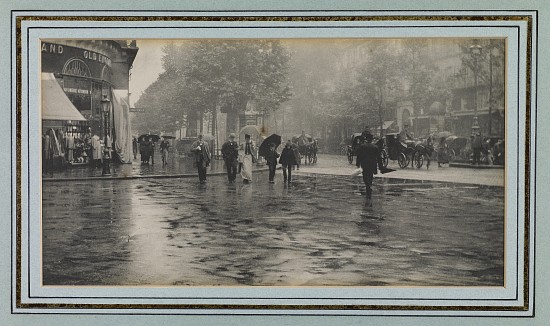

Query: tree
left=329, top=42, right=403, bottom=137
left=133, top=40, right=292, bottom=150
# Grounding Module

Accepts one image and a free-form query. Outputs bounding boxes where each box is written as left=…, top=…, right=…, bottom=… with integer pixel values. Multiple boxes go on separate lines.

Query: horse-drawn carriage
left=381, top=133, right=434, bottom=169
left=292, top=134, right=318, bottom=164
left=346, top=133, right=389, bottom=168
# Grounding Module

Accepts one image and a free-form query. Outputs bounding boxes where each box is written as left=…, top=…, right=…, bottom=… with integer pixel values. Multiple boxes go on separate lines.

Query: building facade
left=41, top=40, right=138, bottom=164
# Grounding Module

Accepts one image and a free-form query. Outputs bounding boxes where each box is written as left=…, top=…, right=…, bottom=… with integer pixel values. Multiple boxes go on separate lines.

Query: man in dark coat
left=279, top=140, right=297, bottom=184
left=191, top=134, right=211, bottom=184
left=355, top=131, right=382, bottom=206
left=264, top=142, right=280, bottom=183
left=221, top=133, right=239, bottom=183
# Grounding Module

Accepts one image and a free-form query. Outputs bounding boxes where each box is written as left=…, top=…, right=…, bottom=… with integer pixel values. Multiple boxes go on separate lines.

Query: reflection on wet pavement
left=42, top=172, right=504, bottom=286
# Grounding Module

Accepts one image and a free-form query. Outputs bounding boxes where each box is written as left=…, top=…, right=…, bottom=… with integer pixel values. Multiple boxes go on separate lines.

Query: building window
left=62, top=58, right=91, bottom=77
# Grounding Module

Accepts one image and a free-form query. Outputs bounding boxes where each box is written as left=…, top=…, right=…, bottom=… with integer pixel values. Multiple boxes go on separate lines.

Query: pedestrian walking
left=150, top=140, right=156, bottom=165
left=291, top=141, right=301, bottom=170
left=355, top=131, right=382, bottom=207
left=472, top=132, right=482, bottom=165
left=132, top=137, right=138, bottom=160
left=240, top=134, right=256, bottom=184
left=191, top=134, right=211, bottom=184
left=221, top=133, right=239, bottom=183
left=159, top=138, right=169, bottom=166
left=279, top=140, right=297, bottom=184
left=141, top=138, right=152, bottom=164
left=264, top=143, right=280, bottom=183
left=437, top=136, right=449, bottom=167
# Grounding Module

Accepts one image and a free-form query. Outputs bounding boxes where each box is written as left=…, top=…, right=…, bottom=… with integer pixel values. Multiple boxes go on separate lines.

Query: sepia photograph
left=40, top=37, right=506, bottom=287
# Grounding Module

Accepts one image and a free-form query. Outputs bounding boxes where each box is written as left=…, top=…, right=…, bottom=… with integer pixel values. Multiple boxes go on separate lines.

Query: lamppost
left=101, top=95, right=111, bottom=176
left=469, top=42, right=483, bottom=134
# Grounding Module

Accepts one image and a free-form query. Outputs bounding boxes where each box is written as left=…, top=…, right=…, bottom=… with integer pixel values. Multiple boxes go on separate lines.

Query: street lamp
left=101, top=95, right=111, bottom=176
left=469, top=42, right=483, bottom=134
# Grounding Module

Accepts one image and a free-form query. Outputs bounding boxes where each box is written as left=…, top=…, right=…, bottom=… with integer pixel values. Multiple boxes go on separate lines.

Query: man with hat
left=355, top=130, right=383, bottom=207
left=191, top=134, right=211, bottom=183
left=221, top=133, right=239, bottom=183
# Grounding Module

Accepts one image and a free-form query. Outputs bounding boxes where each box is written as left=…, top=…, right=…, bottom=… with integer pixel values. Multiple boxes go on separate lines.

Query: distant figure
left=355, top=131, right=382, bottom=207
left=264, top=143, right=280, bottom=183
left=221, top=133, right=239, bottom=183
left=159, top=139, right=170, bottom=166
left=291, top=141, right=301, bottom=170
left=279, top=140, right=297, bottom=184
left=141, top=138, right=152, bottom=164
left=91, top=133, right=102, bottom=168
left=191, top=134, right=211, bottom=184
left=472, top=132, right=483, bottom=165
left=150, top=140, right=156, bottom=165
left=132, top=137, right=138, bottom=160
left=297, top=130, right=311, bottom=146
left=399, top=124, right=413, bottom=141
left=437, top=137, right=449, bottom=167
left=240, top=134, right=256, bottom=184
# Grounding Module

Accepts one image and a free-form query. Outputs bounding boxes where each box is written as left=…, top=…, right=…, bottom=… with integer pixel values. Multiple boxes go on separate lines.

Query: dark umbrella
left=138, top=134, right=160, bottom=142
left=259, top=134, right=282, bottom=157
left=161, top=135, right=176, bottom=139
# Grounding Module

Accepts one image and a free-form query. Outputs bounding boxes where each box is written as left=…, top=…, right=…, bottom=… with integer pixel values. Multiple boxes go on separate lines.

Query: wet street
left=42, top=165, right=504, bottom=287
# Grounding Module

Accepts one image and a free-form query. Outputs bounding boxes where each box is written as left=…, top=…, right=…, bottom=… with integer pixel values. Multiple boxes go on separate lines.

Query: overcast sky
left=129, top=40, right=166, bottom=106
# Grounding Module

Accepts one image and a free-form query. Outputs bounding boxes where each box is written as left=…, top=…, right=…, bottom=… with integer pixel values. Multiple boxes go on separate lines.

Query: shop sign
left=41, top=42, right=112, bottom=67
left=63, top=87, right=90, bottom=95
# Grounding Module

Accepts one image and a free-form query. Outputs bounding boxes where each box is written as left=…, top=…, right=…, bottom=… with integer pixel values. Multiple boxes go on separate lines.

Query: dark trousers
left=225, top=159, right=238, bottom=182
left=473, top=147, right=481, bottom=164
left=268, top=163, right=277, bottom=181
left=362, top=170, right=374, bottom=199
left=197, top=161, right=207, bottom=181
left=282, top=164, right=292, bottom=182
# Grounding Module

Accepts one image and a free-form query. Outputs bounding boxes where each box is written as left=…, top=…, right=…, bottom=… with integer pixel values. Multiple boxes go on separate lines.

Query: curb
left=43, top=167, right=271, bottom=182
left=449, top=163, right=504, bottom=169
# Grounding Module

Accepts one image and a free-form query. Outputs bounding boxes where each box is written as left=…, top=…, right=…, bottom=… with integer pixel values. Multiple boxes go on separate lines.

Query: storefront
left=41, top=40, right=138, bottom=167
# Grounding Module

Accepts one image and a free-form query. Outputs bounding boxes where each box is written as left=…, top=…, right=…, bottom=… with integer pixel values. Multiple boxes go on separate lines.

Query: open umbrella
left=138, top=134, right=160, bottom=142
left=259, top=134, right=282, bottom=157
left=161, top=135, right=176, bottom=139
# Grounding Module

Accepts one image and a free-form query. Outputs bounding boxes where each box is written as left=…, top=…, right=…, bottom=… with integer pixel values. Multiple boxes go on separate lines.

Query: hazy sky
left=129, top=40, right=166, bottom=106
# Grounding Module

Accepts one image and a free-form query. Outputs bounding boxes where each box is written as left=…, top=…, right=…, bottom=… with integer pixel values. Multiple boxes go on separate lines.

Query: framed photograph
left=6, top=6, right=544, bottom=325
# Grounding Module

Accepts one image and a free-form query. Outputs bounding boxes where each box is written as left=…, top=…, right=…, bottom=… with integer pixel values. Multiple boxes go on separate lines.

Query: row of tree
left=133, top=40, right=292, bottom=147
left=133, top=38, right=505, bottom=149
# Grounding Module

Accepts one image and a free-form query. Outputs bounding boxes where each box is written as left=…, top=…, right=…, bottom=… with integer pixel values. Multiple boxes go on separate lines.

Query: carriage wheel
left=398, top=153, right=408, bottom=168
left=414, top=152, right=424, bottom=168
left=380, top=149, right=389, bottom=168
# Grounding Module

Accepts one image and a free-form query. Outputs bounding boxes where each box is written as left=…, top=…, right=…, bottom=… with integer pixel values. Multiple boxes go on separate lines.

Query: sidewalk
left=42, top=155, right=268, bottom=182
left=43, top=153, right=505, bottom=187
left=294, top=154, right=505, bottom=187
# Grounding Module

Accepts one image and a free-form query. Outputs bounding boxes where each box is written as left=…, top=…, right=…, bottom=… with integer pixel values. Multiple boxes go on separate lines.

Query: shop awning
left=41, top=73, right=87, bottom=121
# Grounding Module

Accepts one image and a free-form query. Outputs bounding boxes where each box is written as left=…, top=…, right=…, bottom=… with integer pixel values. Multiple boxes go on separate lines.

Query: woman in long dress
left=240, top=134, right=256, bottom=184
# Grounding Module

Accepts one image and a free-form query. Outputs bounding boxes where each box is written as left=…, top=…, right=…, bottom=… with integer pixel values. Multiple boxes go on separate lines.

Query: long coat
left=355, top=141, right=380, bottom=175
left=279, top=147, right=297, bottom=166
